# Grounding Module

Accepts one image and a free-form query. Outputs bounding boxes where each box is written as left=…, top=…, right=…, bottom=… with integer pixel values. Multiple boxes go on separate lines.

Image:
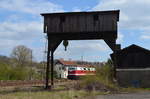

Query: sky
left=0, top=0, right=150, bottom=62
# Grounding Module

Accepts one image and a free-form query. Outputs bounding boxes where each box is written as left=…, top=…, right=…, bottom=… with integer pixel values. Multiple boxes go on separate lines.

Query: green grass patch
left=121, top=87, right=150, bottom=93
left=0, top=90, right=109, bottom=99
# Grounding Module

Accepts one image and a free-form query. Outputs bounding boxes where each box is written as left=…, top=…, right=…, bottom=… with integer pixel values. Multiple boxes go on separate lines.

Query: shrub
left=0, top=63, right=11, bottom=80
left=79, top=62, right=118, bottom=91
left=0, top=62, right=40, bottom=80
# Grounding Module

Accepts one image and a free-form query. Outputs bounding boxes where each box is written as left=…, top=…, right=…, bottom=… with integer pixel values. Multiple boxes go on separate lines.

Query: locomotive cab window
left=69, top=67, right=76, bottom=70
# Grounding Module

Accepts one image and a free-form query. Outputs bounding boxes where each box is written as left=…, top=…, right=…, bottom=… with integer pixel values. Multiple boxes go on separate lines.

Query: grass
left=0, top=89, right=110, bottom=99
left=0, top=90, right=85, bottom=99
left=1, top=84, right=150, bottom=99
left=121, top=87, right=150, bottom=93
left=0, top=84, right=111, bottom=99
left=1, top=86, right=150, bottom=99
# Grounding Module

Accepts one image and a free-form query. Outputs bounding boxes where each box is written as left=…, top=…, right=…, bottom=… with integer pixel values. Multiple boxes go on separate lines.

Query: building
left=55, top=59, right=96, bottom=79
left=55, top=59, right=76, bottom=78
left=111, top=44, right=150, bottom=87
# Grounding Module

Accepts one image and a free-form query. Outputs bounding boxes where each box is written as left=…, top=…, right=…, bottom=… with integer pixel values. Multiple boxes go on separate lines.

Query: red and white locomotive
left=67, top=65, right=96, bottom=79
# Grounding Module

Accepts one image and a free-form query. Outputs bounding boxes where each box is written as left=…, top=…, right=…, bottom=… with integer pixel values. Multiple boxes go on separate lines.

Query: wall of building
left=54, top=64, right=68, bottom=78
left=116, top=68, right=150, bottom=88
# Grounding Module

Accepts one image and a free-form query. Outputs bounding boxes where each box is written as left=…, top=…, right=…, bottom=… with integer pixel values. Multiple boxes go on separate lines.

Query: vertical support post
left=104, top=39, right=118, bottom=79
left=45, top=40, right=50, bottom=89
left=113, top=49, right=117, bottom=79
left=51, top=50, right=54, bottom=86
left=113, top=41, right=119, bottom=80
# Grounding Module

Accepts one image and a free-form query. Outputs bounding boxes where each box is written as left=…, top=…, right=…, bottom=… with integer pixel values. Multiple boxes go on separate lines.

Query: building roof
left=56, top=59, right=95, bottom=67
left=121, top=44, right=150, bottom=52
left=41, top=10, right=120, bottom=21
left=110, top=44, right=150, bottom=62
left=57, top=59, right=77, bottom=66
left=112, top=44, right=150, bottom=55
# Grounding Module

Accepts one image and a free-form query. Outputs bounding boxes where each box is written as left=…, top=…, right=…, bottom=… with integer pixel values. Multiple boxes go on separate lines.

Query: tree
left=11, top=45, right=32, bottom=67
left=106, top=58, right=113, bottom=67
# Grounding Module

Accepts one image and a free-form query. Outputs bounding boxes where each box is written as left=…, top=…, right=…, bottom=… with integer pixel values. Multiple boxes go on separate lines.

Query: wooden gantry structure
left=41, top=10, right=120, bottom=89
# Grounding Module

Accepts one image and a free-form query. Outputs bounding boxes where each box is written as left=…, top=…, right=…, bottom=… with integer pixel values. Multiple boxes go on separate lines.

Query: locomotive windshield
left=69, top=67, right=76, bottom=71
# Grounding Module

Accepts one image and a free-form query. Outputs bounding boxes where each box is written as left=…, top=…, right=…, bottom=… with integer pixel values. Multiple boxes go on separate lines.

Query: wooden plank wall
left=116, top=52, right=150, bottom=68
left=45, top=13, right=118, bottom=33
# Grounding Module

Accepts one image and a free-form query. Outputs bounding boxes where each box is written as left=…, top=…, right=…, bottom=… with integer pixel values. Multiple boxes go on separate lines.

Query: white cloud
left=0, top=21, right=45, bottom=60
left=93, top=0, right=150, bottom=30
left=54, top=40, right=110, bottom=61
left=0, top=21, right=42, bottom=40
left=0, top=0, right=64, bottom=15
left=140, top=32, right=150, bottom=40
left=72, top=7, right=82, bottom=12
left=0, top=0, right=64, bottom=61
left=141, top=35, right=150, bottom=39
left=117, top=32, right=124, bottom=43
left=71, top=41, right=109, bottom=51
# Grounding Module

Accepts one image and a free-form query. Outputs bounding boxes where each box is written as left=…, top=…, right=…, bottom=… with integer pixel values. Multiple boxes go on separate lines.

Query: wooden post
left=104, top=39, right=117, bottom=79
left=45, top=40, right=50, bottom=89
left=51, top=51, right=54, bottom=86
left=113, top=43, right=118, bottom=79
left=113, top=49, right=117, bottom=79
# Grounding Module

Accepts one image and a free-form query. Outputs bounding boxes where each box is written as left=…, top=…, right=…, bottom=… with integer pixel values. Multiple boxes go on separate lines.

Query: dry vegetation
left=0, top=85, right=109, bottom=99
left=0, top=90, right=86, bottom=99
left=1, top=59, right=150, bottom=99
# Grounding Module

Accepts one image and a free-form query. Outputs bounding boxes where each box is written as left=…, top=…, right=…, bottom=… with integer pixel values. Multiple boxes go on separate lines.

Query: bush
left=0, top=62, right=40, bottom=80
left=8, top=66, right=29, bottom=80
left=0, top=63, right=11, bottom=80
left=79, top=62, right=118, bottom=91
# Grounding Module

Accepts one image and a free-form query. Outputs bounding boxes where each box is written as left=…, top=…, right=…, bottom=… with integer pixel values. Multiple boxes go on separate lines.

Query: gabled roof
left=57, top=59, right=77, bottom=66
left=121, top=44, right=150, bottom=52
left=111, top=44, right=150, bottom=56
left=56, top=59, right=95, bottom=67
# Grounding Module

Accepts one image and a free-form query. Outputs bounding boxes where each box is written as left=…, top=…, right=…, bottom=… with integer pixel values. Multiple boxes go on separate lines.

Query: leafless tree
left=11, top=45, right=32, bottom=67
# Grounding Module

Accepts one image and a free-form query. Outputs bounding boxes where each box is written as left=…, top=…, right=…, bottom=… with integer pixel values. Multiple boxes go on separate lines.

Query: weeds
left=79, top=63, right=119, bottom=92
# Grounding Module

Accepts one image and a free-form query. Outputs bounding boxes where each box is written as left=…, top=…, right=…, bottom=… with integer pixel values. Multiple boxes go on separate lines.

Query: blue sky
left=0, top=0, right=150, bottom=62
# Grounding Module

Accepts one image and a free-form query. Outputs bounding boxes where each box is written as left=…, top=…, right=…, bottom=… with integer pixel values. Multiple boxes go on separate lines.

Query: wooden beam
left=45, top=41, right=50, bottom=89
left=47, top=32, right=117, bottom=40
left=51, top=51, right=54, bottom=86
left=45, top=37, right=62, bottom=89
left=104, top=39, right=120, bottom=79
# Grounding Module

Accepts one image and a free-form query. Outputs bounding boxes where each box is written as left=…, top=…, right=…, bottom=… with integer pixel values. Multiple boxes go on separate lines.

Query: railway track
left=0, top=79, right=72, bottom=87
